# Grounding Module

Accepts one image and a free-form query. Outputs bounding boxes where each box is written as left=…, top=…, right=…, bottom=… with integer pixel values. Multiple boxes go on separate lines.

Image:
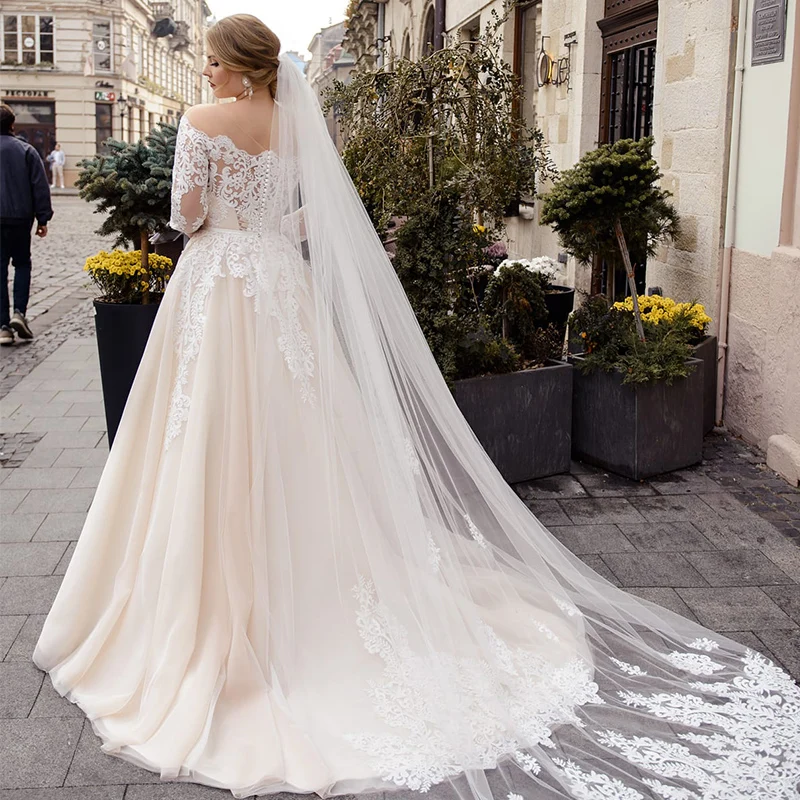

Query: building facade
left=343, top=0, right=800, bottom=480
left=307, top=22, right=355, bottom=150
left=1, top=0, right=212, bottom=188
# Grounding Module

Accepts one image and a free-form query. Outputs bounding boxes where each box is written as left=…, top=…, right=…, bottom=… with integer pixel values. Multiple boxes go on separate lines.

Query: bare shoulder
left=183, top=103, right=222, bottom=129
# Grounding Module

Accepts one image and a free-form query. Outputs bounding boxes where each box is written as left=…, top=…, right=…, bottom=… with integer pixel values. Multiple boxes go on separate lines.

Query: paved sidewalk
left=0, top=335, right=799, bottom=798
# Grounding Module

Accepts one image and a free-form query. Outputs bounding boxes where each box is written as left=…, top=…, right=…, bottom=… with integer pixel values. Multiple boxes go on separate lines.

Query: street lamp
left=117, top=95, right=128, bottom=142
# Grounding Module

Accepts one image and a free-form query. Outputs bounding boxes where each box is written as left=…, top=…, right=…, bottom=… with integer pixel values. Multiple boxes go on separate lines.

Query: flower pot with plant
left=76, top=121, right=178, bottom=446
left=84, top=250, right=174, bottom=447
left=568, top=295, right=706, bottom=479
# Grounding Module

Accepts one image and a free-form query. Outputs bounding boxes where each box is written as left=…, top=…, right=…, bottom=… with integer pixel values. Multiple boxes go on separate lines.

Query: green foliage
left=483, top=262, right=549, bottom=361
left=75, top=122, right=178, bottom=249
left=327, top=12, right=556, bottom=382
left=540, top=137, right=679, bottom=292
left=569, top=295, right=696, bottom=385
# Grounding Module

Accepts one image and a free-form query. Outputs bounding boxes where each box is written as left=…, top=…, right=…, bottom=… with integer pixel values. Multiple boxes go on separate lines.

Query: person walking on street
left=0, top=103, right=52, bottom=346
left=48, top=143, right=66, bottom=189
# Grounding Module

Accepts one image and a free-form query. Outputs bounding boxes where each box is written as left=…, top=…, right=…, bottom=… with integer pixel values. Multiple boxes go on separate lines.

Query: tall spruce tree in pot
left=540, top=136, right=679, bottom=338
left=76, top=121, right=177, bottom=304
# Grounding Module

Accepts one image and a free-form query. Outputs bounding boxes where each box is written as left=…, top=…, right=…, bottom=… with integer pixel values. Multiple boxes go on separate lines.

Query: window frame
left=1, top=13, right=55, bottom=66
left=92, top=16, right=113, bottom=73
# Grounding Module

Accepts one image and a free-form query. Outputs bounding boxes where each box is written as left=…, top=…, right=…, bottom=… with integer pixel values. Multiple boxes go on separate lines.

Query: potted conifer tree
left=77, top=122, right=178, bottom=446
left=541, top=138, right=708, bottom=479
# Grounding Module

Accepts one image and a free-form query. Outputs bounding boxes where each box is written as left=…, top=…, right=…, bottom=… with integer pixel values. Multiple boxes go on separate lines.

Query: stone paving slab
left=0, top=661, right=44, bottom=717
left=616, top=521, right=716, bottom=552
left=31, top=514, right=87, bottom=542
left=0, top=718, right=83, bottom=789
left=0, top=542, right=69, bottom=577
left=674, top=586, right=795, bottom=630
left=683, top=549, right=795, bottom=586
left=558, top=497, right=647, bottom=525
left=0, top=577, right=63, bottom=615
left=0, top=616, right=25, bottom=658
left=601, top=552, right=709, bottom=588
left=0, top=514, right=46, bottom=543
left=5, top=616, right=46, bottom=662
left=548, top=524, right=636, bottom=554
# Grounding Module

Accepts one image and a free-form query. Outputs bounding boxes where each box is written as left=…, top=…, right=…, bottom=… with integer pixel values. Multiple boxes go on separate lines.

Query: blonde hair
left=206, top=14, right=281, bottom=99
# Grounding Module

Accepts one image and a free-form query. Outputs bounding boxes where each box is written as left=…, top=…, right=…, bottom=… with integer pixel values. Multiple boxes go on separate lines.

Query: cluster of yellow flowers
left=613, top=294, right=711, bottom=331
left=83, top=250, right=173, bottom=278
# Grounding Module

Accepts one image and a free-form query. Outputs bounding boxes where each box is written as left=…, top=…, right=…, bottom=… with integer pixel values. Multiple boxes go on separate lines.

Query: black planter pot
left=544, top=285, right=575, bottom=329
left=570, top=355, right=704, bottom=480
left=693, top=334, right=718, bottom=434
left=94, top=300, right=161, bottom=448
left=452, top=360, right=573, bottom=483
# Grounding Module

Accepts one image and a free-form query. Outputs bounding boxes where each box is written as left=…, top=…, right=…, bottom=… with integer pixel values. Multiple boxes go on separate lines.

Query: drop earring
left=242, top=75, right=254, bottom=99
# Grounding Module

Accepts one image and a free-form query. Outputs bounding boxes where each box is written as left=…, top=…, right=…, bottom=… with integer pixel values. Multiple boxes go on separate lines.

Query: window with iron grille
left=2, top=14, right=54, bottom=65
left=608, top=42, right=656, bottom=144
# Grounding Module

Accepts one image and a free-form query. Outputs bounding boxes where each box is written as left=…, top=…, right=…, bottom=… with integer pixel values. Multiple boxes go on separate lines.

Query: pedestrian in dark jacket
left=0, top=103, right=53, bottom=345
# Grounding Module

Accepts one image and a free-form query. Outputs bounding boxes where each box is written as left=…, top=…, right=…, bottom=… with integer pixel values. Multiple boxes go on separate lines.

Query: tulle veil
left=246, top=53, right=800, bottom=800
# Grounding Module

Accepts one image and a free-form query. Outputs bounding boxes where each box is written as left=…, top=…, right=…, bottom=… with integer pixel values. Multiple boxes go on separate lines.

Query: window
left=422, top=5, right=436, bottom=57
left=93, top=18, right=111, bottom=72
left=608, top=42, right=656, bottom=143
left=460, top=17, right=480, bottom=52
left=401, top=32, right=411, bottom=60
left=517, top=1, right=542, bottom=132
left=135, top=31, right=142, bottom=77
left=95, top=102, right=112, bottom=154
left=2, top=14, right=54, bottom=65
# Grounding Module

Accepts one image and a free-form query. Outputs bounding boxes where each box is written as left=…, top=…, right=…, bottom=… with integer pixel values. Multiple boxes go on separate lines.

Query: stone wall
left=726, top=247, right=800, bottom=457
left=646, top=0, right=737, bottom=325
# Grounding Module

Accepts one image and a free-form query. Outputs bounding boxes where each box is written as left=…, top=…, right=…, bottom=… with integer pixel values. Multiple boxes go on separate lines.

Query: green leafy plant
left=541, top=136, right=680, bottom=336
left=569, top=294, right=708, bottom=385
left=327, top=10, right=556, bottom=382
left=75, top=122, right=177, bottom=304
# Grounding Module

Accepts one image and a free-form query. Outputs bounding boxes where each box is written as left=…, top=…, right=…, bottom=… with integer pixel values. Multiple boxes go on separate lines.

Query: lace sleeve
left=170, top=116, right=209, bottom=234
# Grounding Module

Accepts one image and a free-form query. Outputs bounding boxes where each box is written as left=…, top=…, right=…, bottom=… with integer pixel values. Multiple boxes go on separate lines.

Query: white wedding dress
left=33, top=56, right=799, bottom=800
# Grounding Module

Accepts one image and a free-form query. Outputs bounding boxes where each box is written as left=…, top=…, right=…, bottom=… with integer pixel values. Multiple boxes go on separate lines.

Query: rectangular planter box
left=693, top=335, right=718, bottom=434
left=570, top=355, right=704, bottom=480
left=452, top=360, right=573, bottom=483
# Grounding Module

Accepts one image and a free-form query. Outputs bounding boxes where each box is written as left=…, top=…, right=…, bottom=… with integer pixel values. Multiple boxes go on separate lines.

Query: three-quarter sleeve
left=170, top=116, right=209, bottom=234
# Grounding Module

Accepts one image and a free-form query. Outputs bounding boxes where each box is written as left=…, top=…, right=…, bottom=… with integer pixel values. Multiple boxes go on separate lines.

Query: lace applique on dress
left=579, top=640, right=800, bottom=799
left=164, top=120, right=317, bottom=448
left=345, top=576, right=602, bottom=792
left=270, top=253, right=316, bottom=407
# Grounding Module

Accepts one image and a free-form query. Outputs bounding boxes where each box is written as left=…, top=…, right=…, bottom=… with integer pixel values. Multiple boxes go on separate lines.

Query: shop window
left=95, top=102, right=112, bottom=153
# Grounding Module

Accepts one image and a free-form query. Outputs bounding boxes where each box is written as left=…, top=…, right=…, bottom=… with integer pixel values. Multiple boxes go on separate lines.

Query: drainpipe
left=434, top=0, right=446, bottom=50
left=377, top=1, right=386, bottom=68
left=716, top=0, right=748, bottom=425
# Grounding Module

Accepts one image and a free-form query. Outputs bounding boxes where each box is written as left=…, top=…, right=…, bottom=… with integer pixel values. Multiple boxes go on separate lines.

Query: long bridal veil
left=251, top=54, right=799, bottom=800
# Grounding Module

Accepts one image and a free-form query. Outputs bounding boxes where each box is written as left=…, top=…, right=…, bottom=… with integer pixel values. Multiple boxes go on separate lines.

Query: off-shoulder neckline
left=181, top=115, right=279, bottom=161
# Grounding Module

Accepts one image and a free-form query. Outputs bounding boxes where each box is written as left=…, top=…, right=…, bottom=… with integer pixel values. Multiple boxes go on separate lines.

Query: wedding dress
left=33, top=54, right=799, bottom=800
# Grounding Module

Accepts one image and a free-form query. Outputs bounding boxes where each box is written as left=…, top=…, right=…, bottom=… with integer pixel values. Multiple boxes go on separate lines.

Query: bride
left=33, top=13, right=799, bottom=800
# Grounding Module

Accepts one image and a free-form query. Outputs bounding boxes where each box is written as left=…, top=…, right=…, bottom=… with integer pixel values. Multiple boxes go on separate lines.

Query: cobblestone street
left=1, top=200, right=799, bottom=798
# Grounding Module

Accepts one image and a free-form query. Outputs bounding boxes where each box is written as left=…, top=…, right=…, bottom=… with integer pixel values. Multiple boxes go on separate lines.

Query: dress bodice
left=169, top=116, right=295, bottom=237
